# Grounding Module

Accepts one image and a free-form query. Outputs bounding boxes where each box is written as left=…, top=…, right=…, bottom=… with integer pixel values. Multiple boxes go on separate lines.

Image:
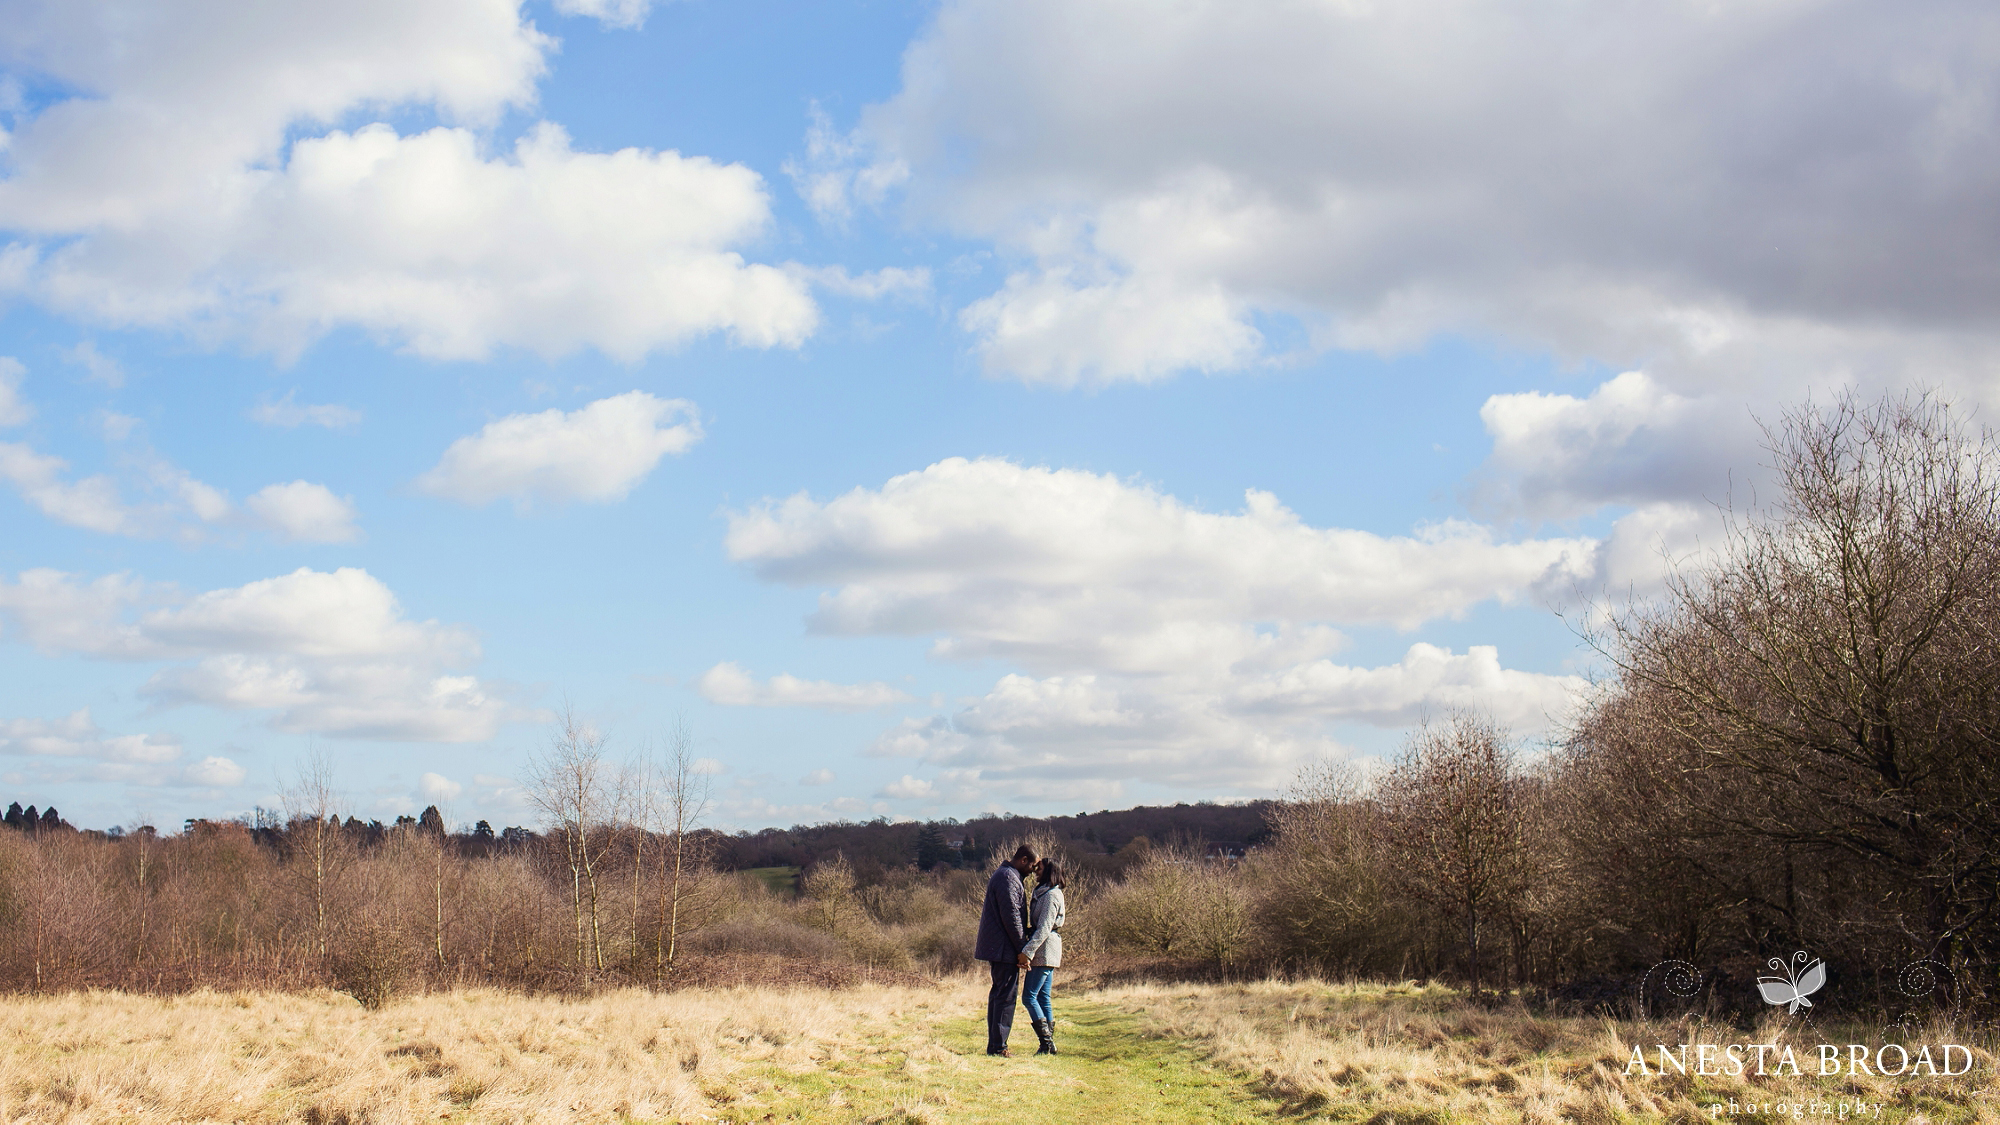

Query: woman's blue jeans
left=1023, top=966, right=1054, bottom=1023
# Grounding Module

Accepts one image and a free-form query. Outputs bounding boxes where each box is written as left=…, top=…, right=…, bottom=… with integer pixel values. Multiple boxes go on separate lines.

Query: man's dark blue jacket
left=973, top=861, right=1028, bottom=962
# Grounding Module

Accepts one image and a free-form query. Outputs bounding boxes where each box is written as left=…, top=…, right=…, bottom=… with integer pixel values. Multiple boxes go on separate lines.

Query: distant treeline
left=706, top=802, right=1275, bottom=875
left=4, top=798, right=1272, bottom=877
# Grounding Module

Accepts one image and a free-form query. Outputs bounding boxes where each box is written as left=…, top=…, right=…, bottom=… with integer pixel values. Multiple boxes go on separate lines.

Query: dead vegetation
left=1105, top=978, right=2000, bottom=1123
left=0, top=977, right=1991, bottom=1124
left=0, top=981, right=977, bottom=1123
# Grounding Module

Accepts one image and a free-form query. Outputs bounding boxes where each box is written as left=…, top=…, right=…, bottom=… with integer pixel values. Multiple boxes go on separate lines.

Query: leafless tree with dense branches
left=1584, top=391, right=2000, bottom=964
left=1376, top=711, right=1528, bottom=996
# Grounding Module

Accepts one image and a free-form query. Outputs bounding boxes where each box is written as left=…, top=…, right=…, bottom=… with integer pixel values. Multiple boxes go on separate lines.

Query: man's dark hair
left=1037, top=859, right=1065, bottom=889
left=1012, top=844, right=1037, bottom=861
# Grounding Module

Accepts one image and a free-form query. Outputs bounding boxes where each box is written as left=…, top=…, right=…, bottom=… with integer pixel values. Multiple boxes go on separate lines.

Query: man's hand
left=1017, top=953, right=1030, bottom=968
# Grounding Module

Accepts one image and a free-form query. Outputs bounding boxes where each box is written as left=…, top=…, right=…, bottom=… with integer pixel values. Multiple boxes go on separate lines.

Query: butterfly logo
left=1757, top=951, right=1826, bottom=1014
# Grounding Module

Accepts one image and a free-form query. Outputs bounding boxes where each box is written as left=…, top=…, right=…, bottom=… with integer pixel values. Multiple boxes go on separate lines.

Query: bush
left=1097, top=849, right=1255, bottom=969
left=332, top=920, right=410, bottom=1009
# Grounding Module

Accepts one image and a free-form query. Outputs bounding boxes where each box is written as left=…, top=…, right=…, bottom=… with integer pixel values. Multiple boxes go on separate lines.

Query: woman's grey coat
left=1020, top=885, right=1066, bottom=968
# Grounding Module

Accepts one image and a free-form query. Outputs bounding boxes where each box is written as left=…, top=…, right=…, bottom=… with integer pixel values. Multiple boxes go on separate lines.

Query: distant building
left=1204, top=841, right=1247, bottom=863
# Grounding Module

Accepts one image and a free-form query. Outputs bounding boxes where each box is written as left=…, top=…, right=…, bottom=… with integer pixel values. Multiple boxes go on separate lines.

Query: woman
left=1019, top=857, right=1067, bottom=1055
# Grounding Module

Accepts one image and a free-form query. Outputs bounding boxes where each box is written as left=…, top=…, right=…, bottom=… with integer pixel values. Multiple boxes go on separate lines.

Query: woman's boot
left=1033, top=1018, right=1057, bottom=1055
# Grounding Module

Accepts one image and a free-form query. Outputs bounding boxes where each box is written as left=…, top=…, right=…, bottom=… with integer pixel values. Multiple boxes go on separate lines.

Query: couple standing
left=973, top=844, right=1069, bottom=1057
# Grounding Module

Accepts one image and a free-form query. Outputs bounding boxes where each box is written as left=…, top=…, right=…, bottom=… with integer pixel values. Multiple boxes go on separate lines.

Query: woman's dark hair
left=1037, top=859, right=1065, bottom=889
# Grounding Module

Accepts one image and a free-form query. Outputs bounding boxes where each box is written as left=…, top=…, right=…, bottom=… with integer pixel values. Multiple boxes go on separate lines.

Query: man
left=973, top=844, right=1038, bottom=1056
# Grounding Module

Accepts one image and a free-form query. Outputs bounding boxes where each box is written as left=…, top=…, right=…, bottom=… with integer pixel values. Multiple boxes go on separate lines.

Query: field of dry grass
left=0, top=982, right=968, bottom=1123
left=0, top=977, right=1993, bottom=1123
left=1105, top=979, right=2000, bottom=1124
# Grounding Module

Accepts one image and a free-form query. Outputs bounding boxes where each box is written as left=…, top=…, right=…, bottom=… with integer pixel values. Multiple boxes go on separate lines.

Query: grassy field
left=0, top=978, right=1991, bottom=1123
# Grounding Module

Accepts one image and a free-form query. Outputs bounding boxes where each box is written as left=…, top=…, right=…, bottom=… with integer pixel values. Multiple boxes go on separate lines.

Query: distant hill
left=709, top=801, right=1277, bottom=881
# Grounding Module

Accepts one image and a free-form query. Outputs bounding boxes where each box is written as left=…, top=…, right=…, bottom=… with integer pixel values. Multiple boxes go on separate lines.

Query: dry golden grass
left=0, top=981, right=983, bottom=1123
left=4, top=978, right=1996, bottom=1123
left=1099, top=978, right=2000, bottom=1124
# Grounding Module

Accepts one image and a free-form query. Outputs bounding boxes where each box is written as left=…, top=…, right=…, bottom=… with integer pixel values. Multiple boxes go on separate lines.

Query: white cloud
left=960, top=263, right=1261, bottom=387
left=784, top=104, right=909, bottom=225
left=249, top=392, right=362, bottom=430
left=728, top=457, right=1597, bottom=673
left=0, top=708, right=240, bottom=788
left=0, top=567, right=520, bottom=742
left=1476, top=372, right=1757, bottom=520
left=799, top=264, right=933, bottom=302
left=417, top=391, right=703, bottom=507
left=0, top=358, right=33, bottom=426
left=144, top=458, right=232, bottom=524
left=698, top=661, right=911, bottom=711
left=180, top=756, right=246, bottom=787
left=244, top=481, right=361, bottom=543
left=0, top=569, right=156, bottom=657
left=59, top=341, right=123, bottom=387
left=0, top=450, right=361, bottom=541
left=0, top=0, right=817, bottom=361
left=138, top=567, right=474, bottom=660
left=0, top=384, right=356, bottom=540
left=732, top=458, right=1609, bottom=802
left=0, top=709, right=181, bottom=764
left=418, top=771, right=463, bottom=800
left=879, top=775, right=936, bottom=800
left=872, top=643, right=1587, bottom=805
left=0, top=442, right=133, bottom=533
left=552, top=0, right=656, bottom=30
left=100, top=414, right=139, bottom=442
left=874, top=675, right=1335, bottom=801
left=799, top=768, right=835, bottom=785
left=1229, top=643, right=1587, bottom=732
left=855, top=0, right=2000, bottom=392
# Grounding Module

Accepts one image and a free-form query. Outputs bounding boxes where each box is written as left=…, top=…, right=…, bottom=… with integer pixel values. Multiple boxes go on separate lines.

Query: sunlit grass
left=1103, top=978, right=2000, bottom=1124
left=0, top=978, right=1991, bottom=1122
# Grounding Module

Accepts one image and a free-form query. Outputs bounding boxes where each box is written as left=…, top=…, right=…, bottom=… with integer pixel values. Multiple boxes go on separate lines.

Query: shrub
left=333, top=920, right=411, bottom=1009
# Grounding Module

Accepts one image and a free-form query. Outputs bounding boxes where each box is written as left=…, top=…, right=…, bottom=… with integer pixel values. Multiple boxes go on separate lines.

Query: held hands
left=1017, top=953, right=1030, bottom=968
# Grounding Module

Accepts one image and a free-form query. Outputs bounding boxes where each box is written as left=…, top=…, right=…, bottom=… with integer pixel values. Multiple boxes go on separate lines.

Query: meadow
left=0, top=977, right=1991, bottom=1124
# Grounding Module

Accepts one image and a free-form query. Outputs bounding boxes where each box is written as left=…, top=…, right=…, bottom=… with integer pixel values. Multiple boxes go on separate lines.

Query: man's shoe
left=987, top=1046, right=1012, bottom=1057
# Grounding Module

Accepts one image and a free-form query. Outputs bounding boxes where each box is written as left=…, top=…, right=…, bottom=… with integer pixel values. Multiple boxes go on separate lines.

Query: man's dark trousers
left=986, top=959, right=1021, bottom=1054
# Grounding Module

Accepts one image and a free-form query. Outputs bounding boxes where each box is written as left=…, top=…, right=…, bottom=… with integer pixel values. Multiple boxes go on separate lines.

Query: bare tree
left=280, top=750, right=347, bottom=962
left=124, top=809, right=159, bottom=976
left=650, top=720, right=713, bottom=981
left=1261, top=760, right=1423, bottom=978
left=1377, top=711, right=1527, bottom=996
left=1587, top=391, right=2000, bottom=963
left=525, top=706, right=622, bottom=985
left=412, top=802, right=458, bottom=974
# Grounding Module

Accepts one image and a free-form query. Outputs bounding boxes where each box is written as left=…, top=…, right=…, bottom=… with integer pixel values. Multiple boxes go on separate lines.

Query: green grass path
left=712, top=1000, right=1287, bottom=1123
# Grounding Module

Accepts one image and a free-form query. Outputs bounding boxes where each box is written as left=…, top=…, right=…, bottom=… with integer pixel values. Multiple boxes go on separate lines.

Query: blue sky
left=1, top=0, right=1994, bottom=831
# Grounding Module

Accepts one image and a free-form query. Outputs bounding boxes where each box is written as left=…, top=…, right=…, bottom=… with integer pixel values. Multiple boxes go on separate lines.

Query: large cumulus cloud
left=843, top=0, right=2000, bottom=395
left=0, top=0, right=817, bottom=359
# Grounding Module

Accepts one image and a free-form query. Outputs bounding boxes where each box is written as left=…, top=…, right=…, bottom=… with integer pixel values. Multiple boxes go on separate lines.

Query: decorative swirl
left=1640, top=959, right=1701, bottom=1019
left=1769, top=950, right=1812, bottom=978
left=1896, top=959, right=1962, bottom=1032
